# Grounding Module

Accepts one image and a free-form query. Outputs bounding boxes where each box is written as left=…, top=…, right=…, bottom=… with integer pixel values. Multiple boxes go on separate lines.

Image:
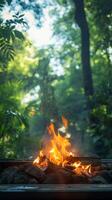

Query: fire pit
left=0, top=159, right=112, bottom=200
left=0, top=158, right=112, bottom=184
left=0, top=118, right=112, bottom=199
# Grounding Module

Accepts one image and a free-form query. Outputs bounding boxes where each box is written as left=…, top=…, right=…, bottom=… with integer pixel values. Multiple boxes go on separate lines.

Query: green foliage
left=12, top=0, right=44, bottom=27
left=0, top=0, right=112, bottom=159
left=86, top=0, right=112, bottom=50
left=0, top=10, right=26, bottom=63
left=47, top=0, right=112, bottom=157
left=0, top=38, right=15, bottom=61
left=56, top=0, right=68, bottom=5
left=0, top=80, right=27, bottom=136
left=0, top=0, right=5, bottom=10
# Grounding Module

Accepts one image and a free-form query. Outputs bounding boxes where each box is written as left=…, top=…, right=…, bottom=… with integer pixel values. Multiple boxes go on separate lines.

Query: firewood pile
left=0, top=160, right=112, bottom=184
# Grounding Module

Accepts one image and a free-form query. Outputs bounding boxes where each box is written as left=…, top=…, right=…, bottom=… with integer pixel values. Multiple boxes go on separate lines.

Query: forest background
left=0, top=0, right=112, bottom=159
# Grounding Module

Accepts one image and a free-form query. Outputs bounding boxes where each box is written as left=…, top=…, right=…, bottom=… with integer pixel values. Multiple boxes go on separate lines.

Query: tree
left=34, top=50, right=59, bottom=125
left=73, top=0, right=94, bottom=104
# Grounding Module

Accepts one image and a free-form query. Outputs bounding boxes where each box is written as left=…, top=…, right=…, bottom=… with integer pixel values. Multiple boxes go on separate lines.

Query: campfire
left=33, top=116, right=92, bottom=176
left=0, top=117, right=112, bottom=185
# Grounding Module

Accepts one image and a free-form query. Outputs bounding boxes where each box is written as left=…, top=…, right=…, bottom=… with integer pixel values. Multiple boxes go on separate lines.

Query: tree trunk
left=73, top=0, right=94, bottom=105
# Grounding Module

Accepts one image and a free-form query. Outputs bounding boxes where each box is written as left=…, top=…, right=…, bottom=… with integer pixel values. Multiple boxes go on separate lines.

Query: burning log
left=0, top=166, right=38, bottom=184
left=43, top=168, right=88, bottom=184
left=43, top=170, right=73, bottom=184
left=0, top=159, right=112, bottom=184
left=24, top=164, right=46, bottom=182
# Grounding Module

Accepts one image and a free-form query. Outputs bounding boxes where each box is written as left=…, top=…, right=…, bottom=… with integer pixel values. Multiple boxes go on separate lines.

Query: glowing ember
left=33, top=117, right=92, bottom=176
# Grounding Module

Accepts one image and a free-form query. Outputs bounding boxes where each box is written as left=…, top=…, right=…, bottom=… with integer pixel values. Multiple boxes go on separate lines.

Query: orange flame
left=62, top=116, right=68, bottom=128
left=33, top=117, right=91, bottom=176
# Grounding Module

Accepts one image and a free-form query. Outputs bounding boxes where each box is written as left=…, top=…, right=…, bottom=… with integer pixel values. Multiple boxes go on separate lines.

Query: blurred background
left=0, top=0, right=112, bottom=159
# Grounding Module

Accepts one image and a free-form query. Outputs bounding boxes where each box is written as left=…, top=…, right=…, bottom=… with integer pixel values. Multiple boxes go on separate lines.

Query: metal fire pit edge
left=0, top=184, right=112, bottom=200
